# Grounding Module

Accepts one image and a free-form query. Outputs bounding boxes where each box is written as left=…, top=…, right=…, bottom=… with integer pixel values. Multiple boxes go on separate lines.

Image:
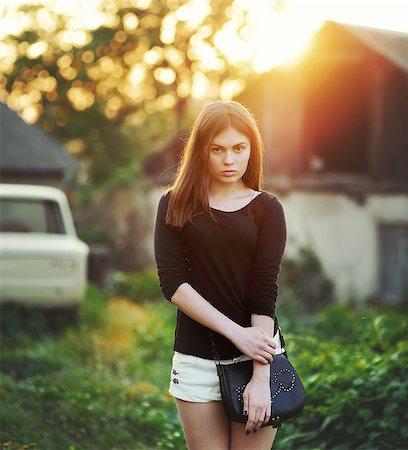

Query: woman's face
left=208, top=126, right=251, bottom=188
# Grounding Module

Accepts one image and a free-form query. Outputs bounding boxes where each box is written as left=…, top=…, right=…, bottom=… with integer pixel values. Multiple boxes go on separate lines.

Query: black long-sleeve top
left=154, top=190, right=287, bottom=360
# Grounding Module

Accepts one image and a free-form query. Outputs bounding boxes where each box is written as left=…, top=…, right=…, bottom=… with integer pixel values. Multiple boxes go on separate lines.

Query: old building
left=0, top=102, right=80, bottom=189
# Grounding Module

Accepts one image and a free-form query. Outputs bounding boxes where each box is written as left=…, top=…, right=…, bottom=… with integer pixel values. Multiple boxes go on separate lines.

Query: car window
left=0, top=198, right=66, bottom=234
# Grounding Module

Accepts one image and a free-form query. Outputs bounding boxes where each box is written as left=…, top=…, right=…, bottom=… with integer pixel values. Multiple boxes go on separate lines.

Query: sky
left=1, top=0, right=407, bottom=33
left=0, top=0, right=407, bottom=75
left=287, top=0, right=408, bottom=33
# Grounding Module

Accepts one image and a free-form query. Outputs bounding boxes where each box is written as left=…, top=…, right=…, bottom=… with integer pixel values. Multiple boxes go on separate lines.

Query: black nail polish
left=245, top=431, right=250, bottom=435
left=243, top=410, right=248, bottom=416
left=253, top=429, right=257, bottom=434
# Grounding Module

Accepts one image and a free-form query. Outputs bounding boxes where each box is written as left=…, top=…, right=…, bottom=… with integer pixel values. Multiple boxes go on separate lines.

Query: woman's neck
left=208, top=180, right=248, bottom=199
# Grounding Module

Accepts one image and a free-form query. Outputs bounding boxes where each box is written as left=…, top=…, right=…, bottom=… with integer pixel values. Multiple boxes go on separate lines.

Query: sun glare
left=214, top=0, right=408, bottom=74
left=288, top=0, right=408, bottom=34
left=214, top=1, right=323, bottom=73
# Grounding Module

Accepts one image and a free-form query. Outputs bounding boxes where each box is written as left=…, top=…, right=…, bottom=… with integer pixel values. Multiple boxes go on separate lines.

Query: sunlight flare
left=215, top=1, right=322, bottom=72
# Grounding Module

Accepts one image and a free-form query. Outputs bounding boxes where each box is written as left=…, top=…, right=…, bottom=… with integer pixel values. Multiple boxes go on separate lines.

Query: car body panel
left=0, top=184, right=89, bottom=307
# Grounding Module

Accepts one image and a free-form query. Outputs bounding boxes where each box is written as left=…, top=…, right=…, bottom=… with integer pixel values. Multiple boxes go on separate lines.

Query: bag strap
left=208, top=330, right=221, bottom=366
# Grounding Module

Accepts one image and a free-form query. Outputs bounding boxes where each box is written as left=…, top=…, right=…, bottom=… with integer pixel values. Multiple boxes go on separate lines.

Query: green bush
left=279, top=246, right=336, bottom=316
left=0, top=292, right=181, bottom=450
left=275, top=304, right=408, bottom=449
left=1, top=362, right=183, bottom=450
left=76, top=223, right=115, bottom=247
left=313, top=303, right=408, bottom=349
left=0, top=303, right=49, bottom=341
left=110, top=267, right=163, bottom=302
left=78, top=283, right=110, bottom=330
left=0, top=284, right=108, bottom=344
left=2, top=285, right=407, bottom=450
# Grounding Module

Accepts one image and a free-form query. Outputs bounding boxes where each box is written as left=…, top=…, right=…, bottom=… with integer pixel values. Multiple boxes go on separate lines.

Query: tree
left=0, top=0, right=249, bottom=196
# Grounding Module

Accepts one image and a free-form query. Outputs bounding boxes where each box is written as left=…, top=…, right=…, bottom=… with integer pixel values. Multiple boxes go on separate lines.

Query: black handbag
left=209, top=328, right=306, bottom=428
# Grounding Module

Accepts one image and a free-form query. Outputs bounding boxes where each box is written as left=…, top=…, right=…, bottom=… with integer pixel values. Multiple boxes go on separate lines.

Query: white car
left=0, top=183, right=89, bottom=308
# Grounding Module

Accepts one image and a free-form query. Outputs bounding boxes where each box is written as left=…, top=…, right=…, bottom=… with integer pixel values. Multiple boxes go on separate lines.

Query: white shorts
left=169, top=329, right=285, bottom=403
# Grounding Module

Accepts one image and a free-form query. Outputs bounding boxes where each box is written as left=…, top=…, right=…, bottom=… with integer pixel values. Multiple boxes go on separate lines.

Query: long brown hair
left=166, top=100, right=264, bottom=229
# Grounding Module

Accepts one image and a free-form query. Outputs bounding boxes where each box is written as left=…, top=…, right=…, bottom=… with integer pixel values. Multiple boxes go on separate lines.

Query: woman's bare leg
left=176, top=399, right=230, bottom=450
left=230, top=422, right=278, bottom=450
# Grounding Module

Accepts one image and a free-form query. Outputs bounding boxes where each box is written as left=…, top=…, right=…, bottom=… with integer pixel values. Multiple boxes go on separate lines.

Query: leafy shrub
left=276, top=304, right=408, bottom=449
left=313, top=303, right=408, bottom=349
left=2, top=285, right=407, bottom=450
left=0, top=303, right=49, bottom=341
left=278, top=246, right=336, bottom=316
left=110, top=267, right=163, bottom=302
left=0, top=284, right=107, bottom=344
left=1, top=363, right=183, bottom=450
left=78, top=283, right=109, bottom=330
left=76, top=223, right=115, bottom=247
left=0, top=295, right=181, bottom=450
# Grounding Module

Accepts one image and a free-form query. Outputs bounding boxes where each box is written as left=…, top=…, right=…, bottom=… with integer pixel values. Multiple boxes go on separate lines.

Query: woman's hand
left=231, top=326, right=276, bottom=364
left=242, top=373, right=271, bottom=434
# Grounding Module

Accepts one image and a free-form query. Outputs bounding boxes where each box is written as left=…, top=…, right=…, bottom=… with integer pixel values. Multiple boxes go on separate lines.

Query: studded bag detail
left=209, top=329, right=306, bottom=428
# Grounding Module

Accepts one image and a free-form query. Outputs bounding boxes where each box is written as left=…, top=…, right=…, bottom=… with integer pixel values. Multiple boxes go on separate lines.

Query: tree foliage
left=0, top=0, right=250, bottom=192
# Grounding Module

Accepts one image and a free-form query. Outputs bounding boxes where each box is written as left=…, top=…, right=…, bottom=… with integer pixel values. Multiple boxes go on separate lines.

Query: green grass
left=0, top=286, right=184, bottom=450
left=1, top=285, right=407, bottom=450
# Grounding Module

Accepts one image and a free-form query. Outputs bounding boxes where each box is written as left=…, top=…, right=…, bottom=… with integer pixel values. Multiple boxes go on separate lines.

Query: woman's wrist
left=252, top=360, right=270, bottom=381
left=224, top=321, right=243, bottom=342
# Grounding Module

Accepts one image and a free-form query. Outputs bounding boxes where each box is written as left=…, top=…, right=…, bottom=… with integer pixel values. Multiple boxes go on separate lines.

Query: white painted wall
left=278, top=191, right=408, bottom=304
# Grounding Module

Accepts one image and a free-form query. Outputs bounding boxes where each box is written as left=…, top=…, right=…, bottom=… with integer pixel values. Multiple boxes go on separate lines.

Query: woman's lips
left=222, top=170, right=237, bottom=176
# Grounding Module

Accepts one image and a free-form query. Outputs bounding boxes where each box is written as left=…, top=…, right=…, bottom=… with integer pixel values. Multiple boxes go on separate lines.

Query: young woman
left=154, top=100, right=287, bottom=450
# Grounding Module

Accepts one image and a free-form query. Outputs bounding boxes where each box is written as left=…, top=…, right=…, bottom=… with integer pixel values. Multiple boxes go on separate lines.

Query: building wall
left=279, top=190, right=408, bottom=304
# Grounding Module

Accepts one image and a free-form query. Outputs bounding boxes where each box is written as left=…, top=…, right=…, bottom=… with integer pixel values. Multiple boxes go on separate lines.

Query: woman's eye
left=234, top=145, right=245, bottom=152
left=211, top=147, right=222, bottom=153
